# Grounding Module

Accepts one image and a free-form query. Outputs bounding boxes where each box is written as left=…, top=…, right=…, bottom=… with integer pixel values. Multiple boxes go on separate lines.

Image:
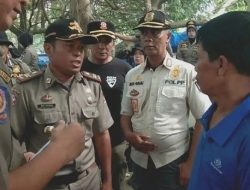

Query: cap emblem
left=144, top=12, right=154, bottom=22
left=69, top=21, right=83, bottom=33
left=100, top=22, right=108, bottom=30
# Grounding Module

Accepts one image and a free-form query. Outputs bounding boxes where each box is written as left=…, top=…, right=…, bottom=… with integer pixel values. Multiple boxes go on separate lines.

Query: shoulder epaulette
left=16, top=70, right=44, bottom=84
left=81, top=71, right=101, bottom=83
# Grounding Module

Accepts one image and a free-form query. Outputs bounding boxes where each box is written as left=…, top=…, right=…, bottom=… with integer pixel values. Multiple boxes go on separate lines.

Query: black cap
left=0, top=32, right=13, bottom=46
left=87, top=21, right=115, bottom=39
left=186, top=20, right=196, bottom=31
left=134, top=10, right=170, bottom=30
left=44, top=18, right=98, bottom=44
left=132, top=44, right=144, bottom=55
left=18, top=32, right=33, bottom=48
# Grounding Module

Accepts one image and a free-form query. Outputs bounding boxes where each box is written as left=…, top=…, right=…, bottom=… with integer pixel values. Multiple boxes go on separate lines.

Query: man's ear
left=166, top=30, right=172, bottom=43
left=217, top=55, right=229, bottom=76
left=44, top=43, right=53, bottom=56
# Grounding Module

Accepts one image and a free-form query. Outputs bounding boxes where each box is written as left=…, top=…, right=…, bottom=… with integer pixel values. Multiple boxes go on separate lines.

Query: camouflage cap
left=87, top=21, right=116, bottom=39
left=44, top=18, right=98, bottom=44
left=134, top=10, right=170, bottom=30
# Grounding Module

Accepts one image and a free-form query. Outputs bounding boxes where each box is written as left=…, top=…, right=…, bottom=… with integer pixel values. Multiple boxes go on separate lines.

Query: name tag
left=37, top=104, right=56, bottom=109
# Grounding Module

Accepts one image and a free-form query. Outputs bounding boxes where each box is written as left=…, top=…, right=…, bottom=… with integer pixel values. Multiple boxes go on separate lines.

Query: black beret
left=18, top=32, right=33, bottom=48
left=45, top=18, right=98, bottom=44
left=134, top=10, right=170, bottom=30
left=87, top=21, right=115, bottom=39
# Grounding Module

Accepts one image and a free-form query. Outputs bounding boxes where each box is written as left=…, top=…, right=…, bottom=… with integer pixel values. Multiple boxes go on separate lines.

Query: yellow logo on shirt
left=170, top=66, right=181, bottom=79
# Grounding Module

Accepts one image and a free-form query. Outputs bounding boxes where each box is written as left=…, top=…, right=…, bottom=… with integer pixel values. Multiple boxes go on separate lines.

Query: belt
left=48, top=162, right=97, bottom=186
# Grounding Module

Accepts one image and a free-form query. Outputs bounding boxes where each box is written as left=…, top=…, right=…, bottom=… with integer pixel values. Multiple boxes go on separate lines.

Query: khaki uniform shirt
left=121, top=55, right=211, bottom=168
left=11, top=66, right=113, bottom=172
left=0, top=58, right=12, bottom=190
left=21, top=45, right=39, bottom=71
left=176, top=40, right=198, bottom=65
left=7, top=57, right=31, bottom=86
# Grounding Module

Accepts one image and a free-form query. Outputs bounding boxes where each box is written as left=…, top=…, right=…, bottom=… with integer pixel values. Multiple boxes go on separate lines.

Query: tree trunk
left=145, top=0, right=152, bottom=12
left=246, top=0, right=250, bottom=11
left=70, top=0, right=92, bottom=32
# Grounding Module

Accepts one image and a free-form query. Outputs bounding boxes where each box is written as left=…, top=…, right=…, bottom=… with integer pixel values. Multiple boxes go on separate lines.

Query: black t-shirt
left=81, top=58, right=131, bottom=147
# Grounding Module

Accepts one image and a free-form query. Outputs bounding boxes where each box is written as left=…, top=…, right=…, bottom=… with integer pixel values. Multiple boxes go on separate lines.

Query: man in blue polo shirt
left=188, top=11, right=250, bottom=190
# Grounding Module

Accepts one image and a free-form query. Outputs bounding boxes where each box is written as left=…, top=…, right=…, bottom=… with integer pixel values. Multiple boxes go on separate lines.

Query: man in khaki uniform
left=176, top=20, right=198, bottom=65
left=0, top=1, right=86, bottom=190
left=120, top=10, right=211, bottom=190
left=11, top=18, right=113, bottom=190
left=0, top=32, right=31, bottom=85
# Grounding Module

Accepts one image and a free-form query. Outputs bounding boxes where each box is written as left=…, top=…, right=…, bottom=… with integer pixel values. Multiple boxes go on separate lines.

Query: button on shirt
left=11, top=66, right=113, bottom=171
left=188, top=97, right=250, bottom=190
left=121, top=55, right=211, bottom=168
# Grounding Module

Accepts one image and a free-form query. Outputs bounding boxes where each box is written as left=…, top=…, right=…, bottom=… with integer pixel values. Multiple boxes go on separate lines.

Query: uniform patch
left=130, top=89, right=140, bottom=96
left=170, top=66, right=181, bottom=79
left=129, top=81, right=144, bottom=86
left=37, top=104, right=56, bottom=109
left=106, top=76, right=117, bottom=88
left=0, top=69, right=11, bottom=84
left=0, top=86, right=8, bottom=123
left=41, top=94, right=53, bottom=102
left=131, top=99, right=139, bottom=113
left=11, top=88, right=20, bottom=106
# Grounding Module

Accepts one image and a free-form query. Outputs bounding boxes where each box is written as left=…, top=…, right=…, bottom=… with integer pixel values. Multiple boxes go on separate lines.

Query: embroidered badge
left=11, top=88, right=20, bottom=106
left=130, top=89, right=139, bottom=96
left=0, top=86, right=8, bottom=123
left=131, top=99, right=139, bottom=113
left=69, top=21, right=83, bottom=33
left=100, top=22, right=108, bottom=30
left=0, top=69, right=11, bottom=84
left=210, top=158, right=223, bottom=175
left=106, top=76, right=117, bottom=88
left=170, top=66, right=181, bottom=79
left=37, top=104, right=56, bottom=109
left=41, top=94, right=53, bottom=102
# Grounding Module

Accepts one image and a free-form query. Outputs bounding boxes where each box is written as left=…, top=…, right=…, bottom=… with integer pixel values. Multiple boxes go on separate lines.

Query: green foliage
left=12, top=0, right=247, bottom=40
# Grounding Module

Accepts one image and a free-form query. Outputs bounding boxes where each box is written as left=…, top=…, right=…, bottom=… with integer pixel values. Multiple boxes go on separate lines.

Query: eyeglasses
left=97, top=36, right=113, bottom=44
left=140, top=29, right=164, bottom=38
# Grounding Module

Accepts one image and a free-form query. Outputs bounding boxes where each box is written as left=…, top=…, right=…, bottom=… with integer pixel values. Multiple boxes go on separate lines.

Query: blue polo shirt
left=188, top=96, right=250, bottom=190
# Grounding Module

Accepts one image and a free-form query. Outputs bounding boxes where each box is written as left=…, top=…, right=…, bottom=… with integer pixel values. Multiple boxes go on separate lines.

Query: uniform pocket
left=34, top=110, right=62, bottom=125
left=81, top=107, right=99, bottom=119
left=157, top=86, right=186, bottom=114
